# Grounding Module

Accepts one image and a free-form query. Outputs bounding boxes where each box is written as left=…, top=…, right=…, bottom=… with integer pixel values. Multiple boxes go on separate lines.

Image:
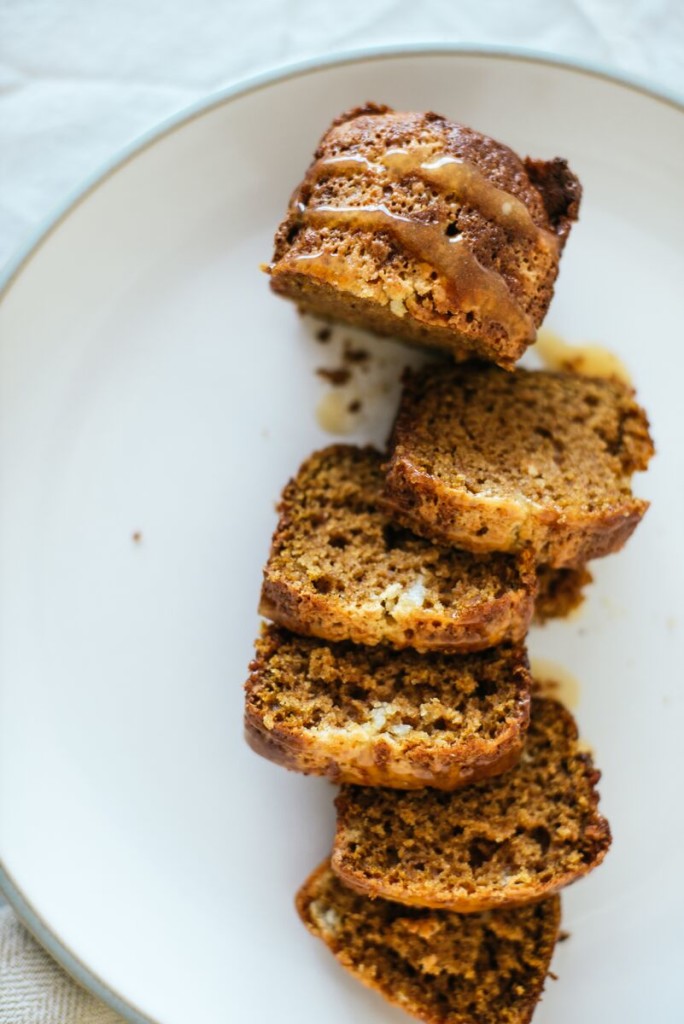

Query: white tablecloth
left=1, top=2, right=682, bottom=1021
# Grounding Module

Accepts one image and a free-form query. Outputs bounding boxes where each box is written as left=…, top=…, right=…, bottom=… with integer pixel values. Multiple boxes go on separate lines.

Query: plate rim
left=1, top=41, right=683, bottom=303
left=1, top=41, right=682, bottom=1024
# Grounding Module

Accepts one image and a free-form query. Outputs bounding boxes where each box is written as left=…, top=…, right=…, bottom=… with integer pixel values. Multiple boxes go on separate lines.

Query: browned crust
left=383, top=449, right=649, bottom=568
left=329, top=102, right=393, bottom=127
left=269, top=270, right=524, bottom=369
left=244, top=714, right=526, bottom=790
left=330, top=699, right=612, bottom=912
left=268, top=106, right=581, bottom=370
left=332, top=817, right=610, bottom=913
left=244, top=633, right=532, bottom=790
left=296, top=860, right=562, bottom=1024
left=259, top=445, right=538, bottom=652
left=295, top=860, right=340, bottom=922
left=523, top=157, right=582, bottom=247
left=259, top=574, right=534, bottom=654
left=243, top=716, right=302, bottom=772
left=382, top=369, right=653, bottom=568
left=534, top=564, right=593, bottom=623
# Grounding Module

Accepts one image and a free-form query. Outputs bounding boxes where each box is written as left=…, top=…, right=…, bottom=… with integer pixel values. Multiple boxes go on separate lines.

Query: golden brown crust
left=259, top=445, right=537, bottom=653
left=259, top=576, right=533, bottom=652
left=523, top=157, right=582, bottom=246
left=331, top=697, right=611, bottom=912
left=383, top=365, right=654, bottom=568
left=269, top=272, right=483, bottom=363
left=297, top=861, right=562, bottom=1024
left=269, top=107, right=581, bottom=370
left=534, top=564, right=593, bottom=623
left=244, top=626, right=532, bottom=790
left=245, top=715, right=525, bottom=790
left=384, top=453, right=648, bottom=568
left=331, top=830, right=609, bottom=913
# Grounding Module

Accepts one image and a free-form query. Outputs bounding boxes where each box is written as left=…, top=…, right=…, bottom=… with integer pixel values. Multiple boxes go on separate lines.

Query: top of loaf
left=270, top=105, right=581, bottom=368
left=318, top=103, right=580, bottom=240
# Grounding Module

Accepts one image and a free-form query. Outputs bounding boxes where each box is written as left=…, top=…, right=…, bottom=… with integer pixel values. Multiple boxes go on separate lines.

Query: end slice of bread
left=534, top=564, right=593, bottom=623
left=269, top=105, right=581, bottom=370
left=297, top=861, right=561, bottom=1024
left=332, top=696, right=611, bottom=912
left=260, top=445, right=537, bottom=653
left=383, top=364, right=654, bottom=568
left=245, top=624, right=531, bottom=790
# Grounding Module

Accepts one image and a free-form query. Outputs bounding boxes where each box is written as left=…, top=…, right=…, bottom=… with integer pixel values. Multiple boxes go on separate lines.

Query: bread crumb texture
left=245, top=624, right=531, bottom=789
left=270, top=105, right=581, bottom=369
left=297, top=861, right=561, bottom=1024
left=384, top=364, right=654, bottom=567
left=259, top=445, right=537, bottom=652
left=332, top=697, right=611, bottom=911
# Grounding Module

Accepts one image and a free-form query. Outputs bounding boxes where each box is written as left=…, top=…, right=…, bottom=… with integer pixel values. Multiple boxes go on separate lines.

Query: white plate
left=1, top=46, right=683, bottom=1024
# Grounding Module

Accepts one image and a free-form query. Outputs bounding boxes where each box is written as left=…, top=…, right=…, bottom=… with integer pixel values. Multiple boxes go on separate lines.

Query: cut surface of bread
left=245, top=624, right=532, bottom=790
left=384, top=364, right=654, bottom=568
left=259, top=445, right=537, bottom=653
left=534, top=564, right=592, bottom=623
left=332, top=696, right=611, bottom=911
left=269, top=104, right=581, bottom=370
left=297, top=861, right=561, bottom=1024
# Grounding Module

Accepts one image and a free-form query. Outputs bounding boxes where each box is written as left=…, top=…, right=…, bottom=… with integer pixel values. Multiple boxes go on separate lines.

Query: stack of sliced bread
left=245, top=104, right=654, bottom=1024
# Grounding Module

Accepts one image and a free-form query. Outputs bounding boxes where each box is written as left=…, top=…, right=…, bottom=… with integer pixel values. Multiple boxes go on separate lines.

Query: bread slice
left=332, top=696, right=611, bottom=911
left=534, top=564, right=592, bottom=623
left=384, top=364, right=654, bottom=568
left=259, top=445, right=537, bottom=653
left=297, top=861, right=561, bottom=1024
left=245, top=624, right=532, bottom=790
left=268, top=104, right=581, bottom=370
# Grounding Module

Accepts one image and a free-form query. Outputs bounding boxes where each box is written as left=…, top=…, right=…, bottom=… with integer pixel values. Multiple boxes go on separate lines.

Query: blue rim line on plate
left=0, top=42, right=682, bottom=1024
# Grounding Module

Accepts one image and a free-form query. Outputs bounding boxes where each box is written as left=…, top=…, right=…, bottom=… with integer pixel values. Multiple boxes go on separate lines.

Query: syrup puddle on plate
left=310, top=318, right=438, bottom=438
left=315, top=389, right=361, bottom=436
left=535, top=329, right=632, bottom=385
left=530, top=657, right=581, bottom=710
